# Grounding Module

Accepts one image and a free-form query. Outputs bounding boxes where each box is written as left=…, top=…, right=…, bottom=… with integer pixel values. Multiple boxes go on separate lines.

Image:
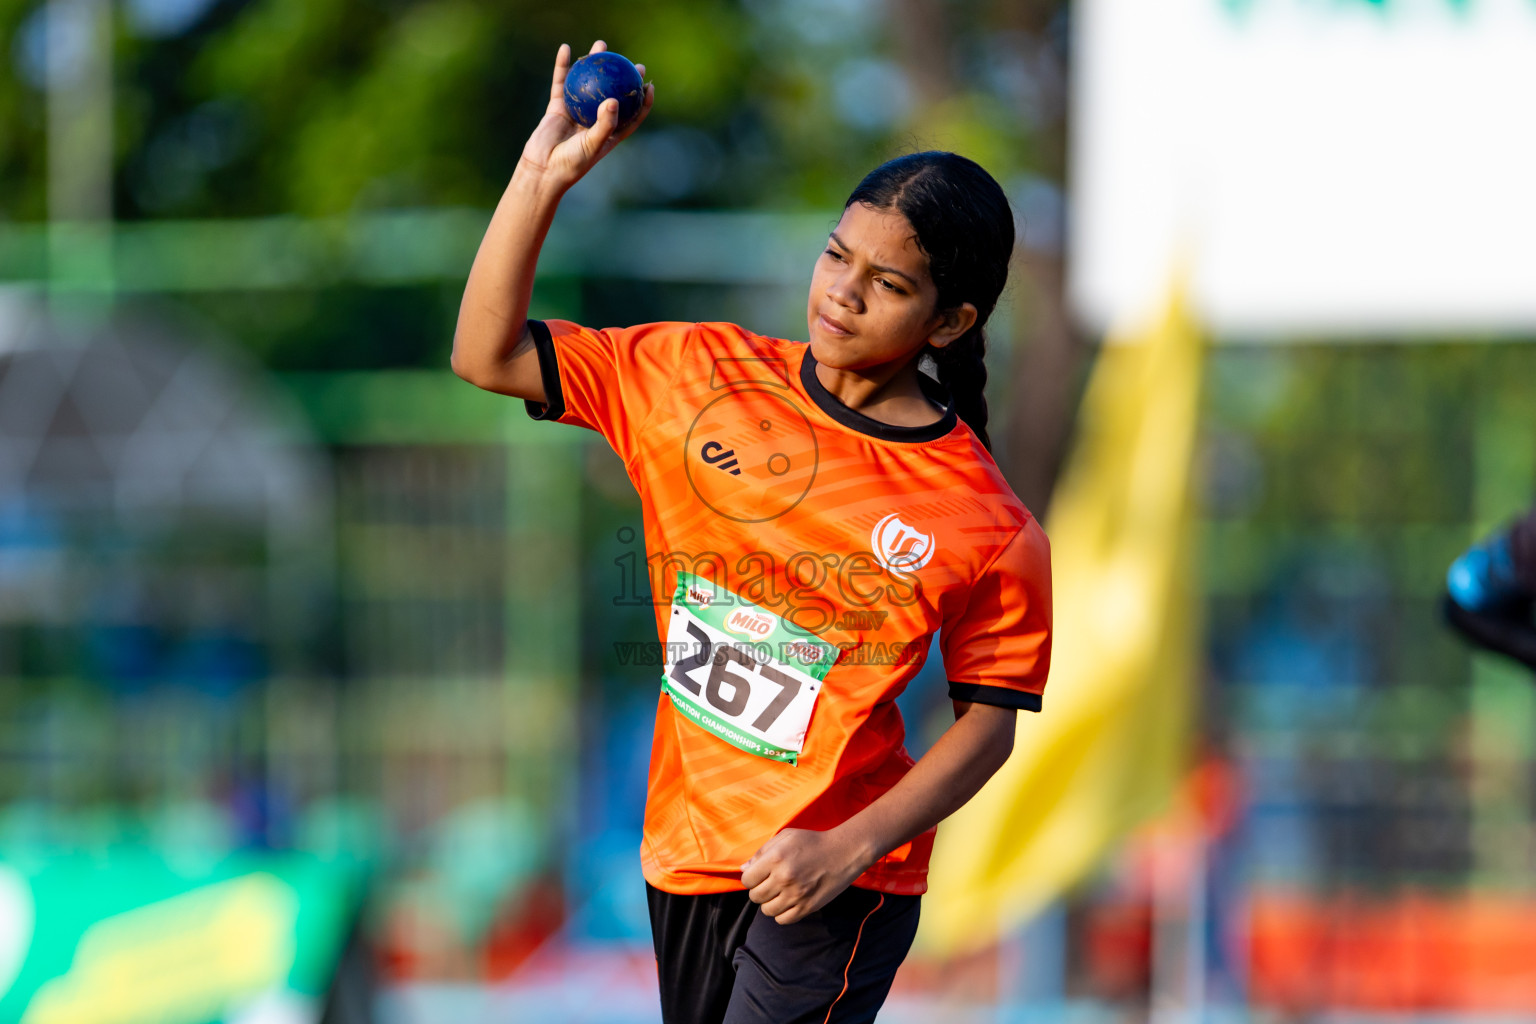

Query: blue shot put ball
left=563, top=52, right=644, bottom=129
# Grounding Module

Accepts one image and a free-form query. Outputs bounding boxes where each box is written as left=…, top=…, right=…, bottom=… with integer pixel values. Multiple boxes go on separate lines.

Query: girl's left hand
left=740, top=827, right=871, bottom=925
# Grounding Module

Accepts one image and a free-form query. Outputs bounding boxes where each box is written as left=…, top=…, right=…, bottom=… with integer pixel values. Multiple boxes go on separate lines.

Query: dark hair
left=844, top=151, right=1014, bottom=450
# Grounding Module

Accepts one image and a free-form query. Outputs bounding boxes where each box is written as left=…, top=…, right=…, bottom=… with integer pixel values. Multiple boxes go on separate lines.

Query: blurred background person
left=1445, top=507, right=1536, bottom=671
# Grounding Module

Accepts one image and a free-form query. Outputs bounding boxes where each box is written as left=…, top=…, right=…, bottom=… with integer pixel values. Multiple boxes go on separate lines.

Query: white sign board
left=1070, top=0, right=1536, bottom=335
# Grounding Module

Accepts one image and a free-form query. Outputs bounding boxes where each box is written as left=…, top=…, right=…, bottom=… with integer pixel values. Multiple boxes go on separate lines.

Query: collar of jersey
left=799, top=346, right=959, bottom=444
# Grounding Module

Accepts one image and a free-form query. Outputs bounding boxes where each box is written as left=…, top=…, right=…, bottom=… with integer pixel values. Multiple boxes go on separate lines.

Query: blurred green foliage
left=1200, top=341, right=1536, bottom=887
left=1, top=0, right=1068, bottom=376
left=0, top=0, right=1067, bottom=221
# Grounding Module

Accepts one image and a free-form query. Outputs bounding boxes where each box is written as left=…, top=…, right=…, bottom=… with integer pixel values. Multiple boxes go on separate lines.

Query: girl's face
left=805, top=202, right=972, bottom=375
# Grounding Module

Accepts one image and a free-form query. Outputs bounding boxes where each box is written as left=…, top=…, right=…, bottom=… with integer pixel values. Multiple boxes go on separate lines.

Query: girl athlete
left=453, top=41, right=1053, bottom=1024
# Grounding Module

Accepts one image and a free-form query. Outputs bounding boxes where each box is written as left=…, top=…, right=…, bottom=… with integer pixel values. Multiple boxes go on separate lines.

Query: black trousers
left=646, top=882, right=920, bottom=1024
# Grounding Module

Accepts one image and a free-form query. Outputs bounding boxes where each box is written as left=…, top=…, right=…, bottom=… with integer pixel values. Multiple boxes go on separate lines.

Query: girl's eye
left=823, top=248, right=902, bottom=292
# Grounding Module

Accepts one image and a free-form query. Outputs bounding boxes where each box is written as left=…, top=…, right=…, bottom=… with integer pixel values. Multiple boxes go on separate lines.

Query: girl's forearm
left=451, top=164, right=565, bottom=386
left=738, top=702, right=1017, bottom=924
left=836, top=702, right=1017, bottom=870
left=453, top=43, right=652, bottom=394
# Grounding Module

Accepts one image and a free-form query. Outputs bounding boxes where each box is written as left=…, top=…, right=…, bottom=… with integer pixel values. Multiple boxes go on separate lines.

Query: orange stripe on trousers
left=823, top=893, right=885, bottom=1024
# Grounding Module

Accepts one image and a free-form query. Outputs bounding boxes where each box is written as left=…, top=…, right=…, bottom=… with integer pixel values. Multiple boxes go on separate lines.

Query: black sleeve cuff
left=948, top=682, right=1043, bottom=712
left=1442, top=591, right=1536, bottom=671
left=523, top=319, right=567, bottom=422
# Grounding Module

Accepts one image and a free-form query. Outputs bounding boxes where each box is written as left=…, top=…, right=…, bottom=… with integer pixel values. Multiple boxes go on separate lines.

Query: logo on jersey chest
left=699, top=440, right=742, bottom=476
left=685, top=386, right=820, bottom=524
left=871, top=512, right=937, bottom=577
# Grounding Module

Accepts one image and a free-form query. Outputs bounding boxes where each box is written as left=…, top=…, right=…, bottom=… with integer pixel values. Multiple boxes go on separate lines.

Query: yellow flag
left=920, top=287, right=1205, bottom=955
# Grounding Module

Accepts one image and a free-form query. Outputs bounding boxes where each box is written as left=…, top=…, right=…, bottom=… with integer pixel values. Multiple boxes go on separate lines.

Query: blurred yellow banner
left=920, top=286, right=1205, bottom=956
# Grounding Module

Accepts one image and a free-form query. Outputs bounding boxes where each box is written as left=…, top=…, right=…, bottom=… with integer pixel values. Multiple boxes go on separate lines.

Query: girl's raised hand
left=520, top=40, right=654, bottom=191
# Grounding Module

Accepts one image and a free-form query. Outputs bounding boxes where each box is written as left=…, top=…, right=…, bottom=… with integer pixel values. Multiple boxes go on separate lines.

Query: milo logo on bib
left=724, top=608, right=775, bottom=640
left=782, top=641, right=827, bottom=668
left=662, top=572, right=841, bottom=765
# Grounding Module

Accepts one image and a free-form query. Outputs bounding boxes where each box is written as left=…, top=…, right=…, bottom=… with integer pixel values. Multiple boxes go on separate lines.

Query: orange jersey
left=525, top=318, right=1052, bottom=895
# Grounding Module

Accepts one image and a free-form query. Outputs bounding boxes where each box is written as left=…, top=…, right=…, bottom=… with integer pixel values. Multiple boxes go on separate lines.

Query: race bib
left=662, top=572, right=841, bottom=765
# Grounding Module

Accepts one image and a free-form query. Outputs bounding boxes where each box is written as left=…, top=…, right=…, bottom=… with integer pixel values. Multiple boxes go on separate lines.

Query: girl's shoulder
left=682, top=324, right=805, bottom=391
left=690, top=321, right=800, bottom=356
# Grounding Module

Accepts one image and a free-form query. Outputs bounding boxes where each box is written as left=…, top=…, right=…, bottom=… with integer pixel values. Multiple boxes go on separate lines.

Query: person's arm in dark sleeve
left=1511, top=507, right=1536, bottom=593
left=1441, top=594, right=1536, bottom=672
left=1444, top=506, right=1536, bottom=671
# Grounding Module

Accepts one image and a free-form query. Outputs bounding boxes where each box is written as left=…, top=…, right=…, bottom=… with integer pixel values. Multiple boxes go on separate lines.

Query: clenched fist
left=740, top=827, right=873, bottom=925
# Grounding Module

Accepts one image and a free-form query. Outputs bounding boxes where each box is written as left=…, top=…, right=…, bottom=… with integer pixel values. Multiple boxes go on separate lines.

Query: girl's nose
left=826, top=273, right=863, bottom=312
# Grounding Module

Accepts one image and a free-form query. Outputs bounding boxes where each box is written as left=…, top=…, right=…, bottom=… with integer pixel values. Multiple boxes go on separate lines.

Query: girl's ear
left=927, top=303, right=979, bottom=350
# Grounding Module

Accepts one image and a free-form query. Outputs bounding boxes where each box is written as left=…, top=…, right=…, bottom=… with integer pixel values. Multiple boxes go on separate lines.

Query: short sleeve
left=525, top=318, right=696, bottom=464
left=941, top=519, right=1053, bottom=711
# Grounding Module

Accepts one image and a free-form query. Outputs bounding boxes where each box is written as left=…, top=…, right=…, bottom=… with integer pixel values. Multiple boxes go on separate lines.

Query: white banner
left=1070, top=0, right=1536, bottom=335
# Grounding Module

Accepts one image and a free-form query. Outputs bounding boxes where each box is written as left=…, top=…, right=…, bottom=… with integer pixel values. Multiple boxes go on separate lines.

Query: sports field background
left=2, top=1, right=1535, bottom=1021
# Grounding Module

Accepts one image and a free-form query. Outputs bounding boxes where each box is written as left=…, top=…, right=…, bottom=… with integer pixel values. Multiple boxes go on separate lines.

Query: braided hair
left=844, top=152, right=1014, bottom=450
